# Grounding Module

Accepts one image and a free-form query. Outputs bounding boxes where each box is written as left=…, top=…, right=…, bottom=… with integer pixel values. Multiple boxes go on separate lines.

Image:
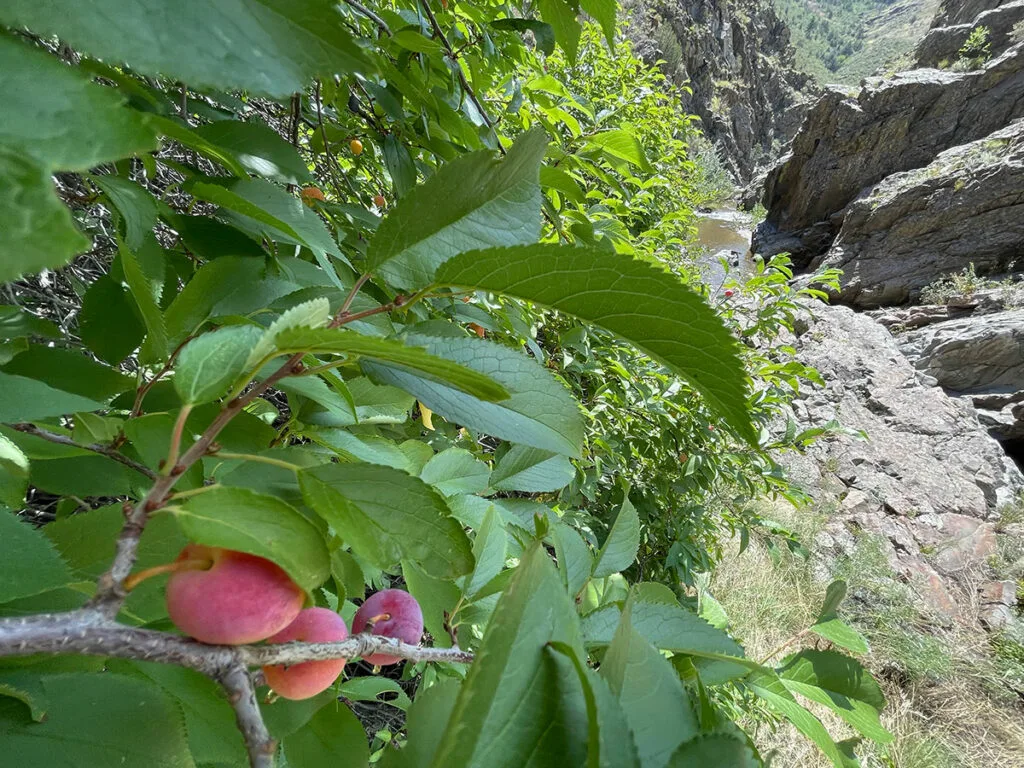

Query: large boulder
left=896, top=305, right=1024, bottom=438
left=916, top=0, right=1024, bottom=67
left=782, top=302, right=1023, bottom=618
left=808, top=120, right=1024, bottom=307
left=752, top=43, right=1024, bottom=266
left=931, top=0, right=1014, bottom=28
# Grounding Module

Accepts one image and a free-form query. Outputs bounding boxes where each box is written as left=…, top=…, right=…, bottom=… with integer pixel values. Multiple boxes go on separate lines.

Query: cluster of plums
left=163, top=544, right=423, bottom=699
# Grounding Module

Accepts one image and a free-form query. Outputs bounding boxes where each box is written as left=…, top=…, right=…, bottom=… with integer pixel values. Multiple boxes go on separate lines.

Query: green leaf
left=548, top=640, right=641, bottom=768
left=592, top=496, right=640, bottom=578
left=383, top=134, right=416, bottom=198
left=123, top=661, right=247, bottom=766
left=0, top=373, right=104, bottom=422
left=552, top=522, right=593, bottom=598
left=420, top=448, right=490, bottom=497
left=273, top=327, right=509, bottom=401
left=174, top=325, right=263, bottom=405
left=540, top=165, right=585, bottom=202
left=582, top=597, right=748, bottom=664
left=0, top=35, right=156, bottom=171
left=0, top=673, right=193, bottom=768
left=0, top=152, right=88, bottom=282
left=171, top=486, right=330, bottom=592
left=429, top=543, right=588, bottom=767
left=191, top=179, right=341, bottom=262
left=393, top=28, right=444, bottom=55
left=338, top=677, right=411, bottom=712
left=777, top=650, right=891, bottom=743
left=435, top=245, right=754, bottom=443
left=2, top=345, right=134, bottom=402
left=747, top=669, right=858, bottom=768
left=368, top=129, right=548, bottom=289
left=817, top=580, right=848, bottom=619
left=299, top=463, right=474, bottom=579
left=809, top=618, right=869, bottom=654
left=93, top=176, right=159, bottom=252
left=120, top=240, right=169, bottom=361
left=283, top=700, right=370, bottom=768
left=536, top=0, right=582, bottom=61
left=381, top=679, right=460, bottom=768
left=0, top=0, right=373, bottom=99
left=666, top=734, right=759, bottom=767
left=489, top=19, right=556, bottom=56
left=0, top=307, right=60, bottom=341
left=310, top=430, right=413, bottom=472
left=586, top=129, right=653, bottom=173
left=0, top=435, right=30, bottom=508
left=462, top=506, right=507, bottom=599
left=489, top=445, right=574, bottom=492
left=247, top=297, right=331, bottom=367
left=0, top=512, right=71, bottom=603
left=192, top=120, right=312, bottom=185
left=579, top=0, right=616, bottom=50
left=363, top=334, right=583, bottom=456
left=79, top=275, right=146, bottom=364
left=402, top=559, right=460, bottom=650
left=600, top=608, right=700, bottom=768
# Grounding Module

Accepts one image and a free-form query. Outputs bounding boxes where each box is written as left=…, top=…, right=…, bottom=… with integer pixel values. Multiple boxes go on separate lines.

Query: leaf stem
left=213, top=452, right=305, bottom=473
left=161, top=404, right=194, bottom=476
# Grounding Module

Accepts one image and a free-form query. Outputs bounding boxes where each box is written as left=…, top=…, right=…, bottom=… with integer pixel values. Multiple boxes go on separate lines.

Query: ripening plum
left=351, top=589, right=424, bottom=665
left=165, top=545, right=304, bottom=645
left=262, top=608, right=349, bottom=700
left=300, top=186, right=325, bottom=207
left=350, top=138, right=364, bottom=155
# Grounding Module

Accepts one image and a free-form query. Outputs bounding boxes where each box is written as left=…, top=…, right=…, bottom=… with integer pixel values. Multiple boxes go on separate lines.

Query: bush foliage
left=0, top=2, right=886, bottom=766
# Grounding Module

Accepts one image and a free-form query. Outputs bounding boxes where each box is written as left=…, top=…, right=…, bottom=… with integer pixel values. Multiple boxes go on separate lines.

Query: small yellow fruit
left=350, top=138, right=364, bottom=155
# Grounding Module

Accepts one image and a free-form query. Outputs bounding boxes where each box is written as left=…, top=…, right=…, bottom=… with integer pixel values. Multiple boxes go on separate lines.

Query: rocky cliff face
left=623, top=0, right=815, bottom=183
left=751, top=0, right=1024, bottom=636
left=784, top=302, right=1023, bottom=628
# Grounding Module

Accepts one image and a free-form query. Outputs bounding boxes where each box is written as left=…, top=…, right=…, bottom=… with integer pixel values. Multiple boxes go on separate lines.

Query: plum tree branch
left=7, top=422, right=157, bottom=480
left=0, top=609, right=472, bottom=766
left=0, top=610, right=475, bottom=667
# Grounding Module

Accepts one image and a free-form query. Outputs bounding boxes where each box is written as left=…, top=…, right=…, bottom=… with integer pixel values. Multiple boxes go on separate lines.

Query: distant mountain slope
left=773, top=0, right=940, bottom=82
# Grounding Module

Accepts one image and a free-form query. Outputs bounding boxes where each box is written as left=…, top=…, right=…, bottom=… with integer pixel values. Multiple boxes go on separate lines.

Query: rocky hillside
left=750, top=0, right=1024, bottom=667
left=622, top=0, right=815, bottom=182
left=775, top=0, right=940, bottom=83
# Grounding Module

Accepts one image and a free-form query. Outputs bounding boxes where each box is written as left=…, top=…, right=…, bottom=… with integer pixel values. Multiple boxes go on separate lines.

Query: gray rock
left=932, top=0, right=1015, bottom=28
left=782, top=302, right=1024, bottom=620
left=916, top=0, right=1024, bottom=67
left=810, top=120, right=1024, bottom=307
left=898, top=309, right=1024, bottom=392
left=752, top=44, right=1024, bottom=266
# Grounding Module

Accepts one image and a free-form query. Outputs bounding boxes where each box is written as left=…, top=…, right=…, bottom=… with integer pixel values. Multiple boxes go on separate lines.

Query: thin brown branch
left=7, top=422, right=157, bottom=480
left=343, top=0, right=392, bottom=35
left=161, top=404, right=193, bottom=475
left=333, top=273, right=372, bottom=323
left=220, top=665, right=277, bottom=768
left=418, top=0, right=503, bottom=151
left=0, top=610, right=475, bottom=668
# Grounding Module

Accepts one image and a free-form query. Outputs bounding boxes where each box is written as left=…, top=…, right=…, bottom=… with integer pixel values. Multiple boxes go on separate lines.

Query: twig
left=0, top=610, right=475, bottom=668
left=220, top=665, right=277, bottom=768
left=335, top=273, right=371, bottom=322
left=7, top=423, right=157, bottom=480
left=342, top=0, right=391, bottom=36
left=418, top=0, right=503, bottom=151
left=289, top=94, right=301, bottom=147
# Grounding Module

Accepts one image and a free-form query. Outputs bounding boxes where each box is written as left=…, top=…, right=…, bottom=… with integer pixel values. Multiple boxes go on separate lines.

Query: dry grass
left=711, top=501, right=1024, bottom=767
